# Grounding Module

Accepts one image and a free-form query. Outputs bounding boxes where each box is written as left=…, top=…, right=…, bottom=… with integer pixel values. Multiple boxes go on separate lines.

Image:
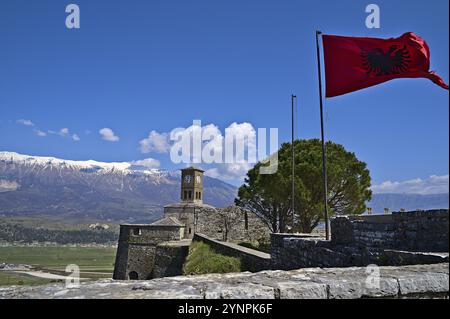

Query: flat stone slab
left=0, top=263, right=447, bottom=299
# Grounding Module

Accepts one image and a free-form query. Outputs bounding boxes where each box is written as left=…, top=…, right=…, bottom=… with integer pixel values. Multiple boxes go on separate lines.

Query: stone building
left=164, top=167, right=217, bottom=239
left=113, top=167, right=269, bottom=280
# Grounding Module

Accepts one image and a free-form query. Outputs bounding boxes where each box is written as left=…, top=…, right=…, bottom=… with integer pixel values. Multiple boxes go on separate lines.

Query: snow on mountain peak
left=0, top=151, right=164, bottom=175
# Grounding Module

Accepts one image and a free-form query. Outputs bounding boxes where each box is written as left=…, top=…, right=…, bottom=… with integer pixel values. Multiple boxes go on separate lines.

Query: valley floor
left=0, top=246, right=116, bottom=286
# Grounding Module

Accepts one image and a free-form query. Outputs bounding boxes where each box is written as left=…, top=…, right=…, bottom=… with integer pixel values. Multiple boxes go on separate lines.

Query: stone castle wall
left=113, top=224, right=183, bottom=280
left=152, top=240, right=191, bottom=278
left=332, top=209, right=449, bottom=252
left=195, top=206, right=271, bottom=243
left=271, top=210, right=449, bottom=271
left=164, top=205, right=200, bottom=239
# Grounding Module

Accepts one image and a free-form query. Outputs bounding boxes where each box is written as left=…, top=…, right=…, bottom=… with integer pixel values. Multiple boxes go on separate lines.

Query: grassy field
left=0, top=246, right=117, bottom=286
left=0, top=271, right=61, bottom=286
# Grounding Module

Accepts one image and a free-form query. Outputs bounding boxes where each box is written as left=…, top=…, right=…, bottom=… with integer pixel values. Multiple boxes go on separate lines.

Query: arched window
left=128, top=271, right=138, bottom=280
left=184, top=190, right=187, bottom=200
left=199, top=192, right=201, bottom=200
left=188, top=190, right=192, bottom=199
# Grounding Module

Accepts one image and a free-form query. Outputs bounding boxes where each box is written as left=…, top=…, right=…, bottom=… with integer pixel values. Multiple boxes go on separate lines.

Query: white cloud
left=34, top=129, right=47, bottom=137
left=49, top=128, right=81, bottom=141
left=59, top=128, right=69, bottom=136
left=139, top=130, right=170, bottom=153
left=17, top=119, right=34, bottom=126
left=205, top=162, right=252, bottom=184
left=168, top=123, right=223, bottom=162
left=138, top=122, right=260, bottom=184
left=372, top=175, right=449, bottom=195
left=99, top=128, right=119, bottom=142
left=138, top=121, right=268, bottom=184
left=168, top=121, right=256, bottom=163
left=224, top=122, right=257, bottom=163
left=130, top=158, right=161, bottom=169
left=27, top=126, right=81, bottom=142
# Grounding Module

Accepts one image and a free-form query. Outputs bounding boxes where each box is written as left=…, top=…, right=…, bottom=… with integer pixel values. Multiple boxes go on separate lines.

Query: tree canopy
left=235, top=139, right=372, bottom=233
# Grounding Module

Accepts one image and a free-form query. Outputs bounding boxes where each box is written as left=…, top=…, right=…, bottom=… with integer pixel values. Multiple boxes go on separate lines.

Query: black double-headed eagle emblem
left=361, top=45, right=411, bottom=76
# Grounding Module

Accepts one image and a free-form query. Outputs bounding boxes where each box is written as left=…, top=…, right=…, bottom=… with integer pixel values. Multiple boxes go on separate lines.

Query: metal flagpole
left=291, top=95, right=297, bottom=231
left=315, top=30, right=330, bottom=241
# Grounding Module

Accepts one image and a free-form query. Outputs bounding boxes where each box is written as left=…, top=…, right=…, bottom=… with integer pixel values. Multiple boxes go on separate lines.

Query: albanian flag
left=322, top=32, right=449, bottom=97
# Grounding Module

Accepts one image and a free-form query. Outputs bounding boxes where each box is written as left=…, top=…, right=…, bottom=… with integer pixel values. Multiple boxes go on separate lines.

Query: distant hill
left=0, top=152, right=237, bottom=223
left=367, top=193, right=449, bottom=213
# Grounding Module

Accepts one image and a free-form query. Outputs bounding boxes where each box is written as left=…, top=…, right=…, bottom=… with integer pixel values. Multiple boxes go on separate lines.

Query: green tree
left=235, top=139, right=372, bottom=233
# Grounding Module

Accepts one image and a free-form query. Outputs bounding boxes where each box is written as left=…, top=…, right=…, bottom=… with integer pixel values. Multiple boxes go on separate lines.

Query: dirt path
left=14, top=271, right=81, bottom=280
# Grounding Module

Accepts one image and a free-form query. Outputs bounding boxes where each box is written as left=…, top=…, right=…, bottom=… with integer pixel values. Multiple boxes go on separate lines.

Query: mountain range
left=0, top=152, right=447, bottom=223
left=0, top=152, right=237, bottom=223
left=367, top=193, right=448, bottom=214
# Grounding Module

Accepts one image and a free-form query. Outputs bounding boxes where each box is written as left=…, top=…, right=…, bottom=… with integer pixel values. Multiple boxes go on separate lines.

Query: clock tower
left=181, top=167, right=204, bottom=204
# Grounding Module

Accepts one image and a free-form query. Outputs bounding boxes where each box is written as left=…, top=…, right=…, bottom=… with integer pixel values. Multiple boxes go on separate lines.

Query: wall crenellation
left=332, top=209, right=449, bottom=252
left=271, top=209, right=449, bottom=271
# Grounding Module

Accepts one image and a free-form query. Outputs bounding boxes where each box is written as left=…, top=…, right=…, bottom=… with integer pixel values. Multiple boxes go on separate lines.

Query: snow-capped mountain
left=0, top=151, right=163, bottom=176
left=0, top=152, right=237, bottom=223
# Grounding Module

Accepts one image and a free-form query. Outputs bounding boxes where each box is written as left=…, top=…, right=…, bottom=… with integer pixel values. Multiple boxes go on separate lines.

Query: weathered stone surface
left=271, top=210, right=449, bottom=271
left=152, top=240, right=191, bottom=278
left=276, top=282, right=328, bottom=299
left=0, top=263, right=447, bottom=299
left=113, top=224, right=185, bottom=280
left=332, top=210, right=449, bottom=252
left=195, top=206, right=271, bottom=243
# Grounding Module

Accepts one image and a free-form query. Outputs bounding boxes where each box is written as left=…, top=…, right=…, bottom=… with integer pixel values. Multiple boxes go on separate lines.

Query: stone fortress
left=113, top=167, right=268, bottom=280
left=113, top=167, right=449, bottom=283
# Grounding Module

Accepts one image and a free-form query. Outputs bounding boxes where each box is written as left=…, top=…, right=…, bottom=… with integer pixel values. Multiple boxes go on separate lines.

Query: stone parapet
left=2, top=263, right=448, bottom=299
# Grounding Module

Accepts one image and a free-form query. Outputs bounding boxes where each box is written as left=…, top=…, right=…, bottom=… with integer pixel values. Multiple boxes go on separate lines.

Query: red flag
left=322, top=32, right=449, bottom=98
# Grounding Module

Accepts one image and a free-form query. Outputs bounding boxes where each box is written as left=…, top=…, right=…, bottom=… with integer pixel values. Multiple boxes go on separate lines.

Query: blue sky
left=0, top=0, right=448, bottom=191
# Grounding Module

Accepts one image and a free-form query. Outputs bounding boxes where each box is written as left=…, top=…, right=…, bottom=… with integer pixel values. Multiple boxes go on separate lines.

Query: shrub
left=183, top=241, right=241, bottom=275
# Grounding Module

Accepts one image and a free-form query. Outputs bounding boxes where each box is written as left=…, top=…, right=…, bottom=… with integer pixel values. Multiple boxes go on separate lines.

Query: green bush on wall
left=183, top=241, right=241, bottom=275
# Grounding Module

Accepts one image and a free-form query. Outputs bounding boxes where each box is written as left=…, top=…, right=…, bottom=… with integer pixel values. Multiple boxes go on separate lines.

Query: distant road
left=14, top=270, right=89, bottom=281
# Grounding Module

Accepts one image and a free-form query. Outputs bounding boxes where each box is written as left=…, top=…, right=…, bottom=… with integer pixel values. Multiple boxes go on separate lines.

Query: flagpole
left=315, top=30, right=330, bottom=241
left=291, top=94, right=297, bottom=231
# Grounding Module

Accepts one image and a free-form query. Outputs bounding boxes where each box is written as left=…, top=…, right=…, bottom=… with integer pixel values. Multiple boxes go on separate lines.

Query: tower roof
left=150, top=216, right=185, bottom=227
left=164, top=202, right=216, bottom=210
left=181, top=166, right=204, bottom=173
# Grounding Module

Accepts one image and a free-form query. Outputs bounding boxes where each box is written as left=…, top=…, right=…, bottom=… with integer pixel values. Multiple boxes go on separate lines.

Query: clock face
left=184, top=175, right=192, bottom=184
left=196, top=175, right=201, bottom=184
